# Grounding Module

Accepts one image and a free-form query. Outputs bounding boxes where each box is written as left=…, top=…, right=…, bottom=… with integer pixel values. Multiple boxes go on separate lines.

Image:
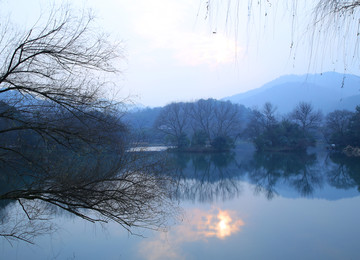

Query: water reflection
left=167, top=149, right=360, bottom=202
left=1, top=146, right=360, bottom=247
left=1, top=148, right=360, bottom=259
left=139, top=208, right=244, bottom=260
left=245, top=151, right=322, bottom=199
left=0, top=150, right=176, bottom=244
left=326, top=153, right=360, bottom=191
left=167, top=152, right=244, bottom=203
left=0, top=201, right=56, bottom=244
left=206, top=209, right=244, bottom=239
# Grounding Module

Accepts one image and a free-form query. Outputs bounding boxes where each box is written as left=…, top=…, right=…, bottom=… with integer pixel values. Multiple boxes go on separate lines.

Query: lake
left=1, top=146, right=360, bottom=260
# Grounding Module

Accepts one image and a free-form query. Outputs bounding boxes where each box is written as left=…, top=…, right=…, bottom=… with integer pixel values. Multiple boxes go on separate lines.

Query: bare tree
left=213, top=100, right=243, bottom=139
left=243, top=108, right=264, bottom=140
left=262, top=102, right=278, bottom=129
left=290, top=102, right=322, bottom=132
left=189, top=99, right=216, bottom=141
left=243, top=102, right=277, bottom=140
left=0, top=7, right=178, bottom=243
left=310, top=0, right=360, bottom=58
left=154, top=99, right=244, bottom=150
left=0, top=7, right=124, bottom=154
left=0, top=199, right=58, bottom=245
left=325, top=110, right=353, bottom=136
left=324, top=109, right=354, bottom=146
left=189, top=98, right=242, bottom=141
left=154, top=102, right=190, bottom=147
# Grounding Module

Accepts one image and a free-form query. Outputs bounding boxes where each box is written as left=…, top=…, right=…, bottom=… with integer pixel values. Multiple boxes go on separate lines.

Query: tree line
left=244, top=102, right=322, bottom=151
left=246, top=101, right=360, bottom=152
left=152, top=99, right=360, bottom=153
left=154, top=99, right=249, bottom=151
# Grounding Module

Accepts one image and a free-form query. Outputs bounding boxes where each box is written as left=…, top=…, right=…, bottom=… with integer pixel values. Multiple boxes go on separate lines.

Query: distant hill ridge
left=223, top=72, right=360, bottom=113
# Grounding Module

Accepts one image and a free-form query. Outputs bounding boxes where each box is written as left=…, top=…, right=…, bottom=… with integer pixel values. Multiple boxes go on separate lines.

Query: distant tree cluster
left=154, top=99, right=248, bottom=151
left=244, top=101, right=360, bottom=152
left=151, top=98, right=360, bottom=153
left=324, top=106, right=360, bottom=150
left=244, top=102, right=322, bottom=151
left=123, top=107, right=163, bottom=144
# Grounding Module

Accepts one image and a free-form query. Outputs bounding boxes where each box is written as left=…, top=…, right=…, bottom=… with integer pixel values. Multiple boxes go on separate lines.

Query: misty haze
left=1, top=1, right=360, bottom=260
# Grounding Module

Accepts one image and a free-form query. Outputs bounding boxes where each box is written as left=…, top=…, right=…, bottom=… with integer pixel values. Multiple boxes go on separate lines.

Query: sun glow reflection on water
left=196, top=208, right=244, bottom=240
left=139, top=208, right=244, bottom=259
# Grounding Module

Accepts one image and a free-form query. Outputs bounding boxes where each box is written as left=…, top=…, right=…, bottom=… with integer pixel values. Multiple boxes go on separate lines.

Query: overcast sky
left=3, top=0, right=358, bottom=107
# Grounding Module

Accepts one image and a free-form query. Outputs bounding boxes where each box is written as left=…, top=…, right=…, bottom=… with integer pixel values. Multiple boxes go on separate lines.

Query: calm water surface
left=1, top=147, right=360, bottom=260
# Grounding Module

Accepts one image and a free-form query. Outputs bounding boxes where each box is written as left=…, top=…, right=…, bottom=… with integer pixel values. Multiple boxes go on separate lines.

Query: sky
left=2, top=0, right=358, bottom=107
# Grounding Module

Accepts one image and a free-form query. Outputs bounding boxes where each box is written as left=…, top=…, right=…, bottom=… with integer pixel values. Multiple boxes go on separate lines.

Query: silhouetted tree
left=262, top=102, right=278, bottom=129
left=323, top=106, right=360, bottom=149
left=0, top=6, right=125, bottom=155
left=324, top=109, right=353, bottom=147
left=155, top=99, right=243, bottom=151
left=189, top=99, right=242, bottom=150
left=347, top=106, right=360, bottom=147
left=290, top=102, right=322, bottom=132
left=0, top=6, right=177, bottom=243
left=154, top=102, right=190, bottom=148
left=212, top=100, right=243, bottom=139
left=188, top=99, right=216, bottom=142
left=245, top=103, right=316, bottom=151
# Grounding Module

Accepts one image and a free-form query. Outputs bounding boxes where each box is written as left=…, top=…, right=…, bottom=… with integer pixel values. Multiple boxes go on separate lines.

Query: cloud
left=173, top=32, right=242, bottom=67
left=130, top=0, right=242, bottom=67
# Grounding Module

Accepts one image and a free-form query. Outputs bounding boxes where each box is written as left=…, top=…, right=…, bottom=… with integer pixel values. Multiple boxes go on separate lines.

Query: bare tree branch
left=0, top=6, right=178, bottom=244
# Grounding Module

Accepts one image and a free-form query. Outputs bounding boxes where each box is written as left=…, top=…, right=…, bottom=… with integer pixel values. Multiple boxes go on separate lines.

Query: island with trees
left=131, top=99, right=360, bottom=155
left=153, top=99, right=249, bottom=152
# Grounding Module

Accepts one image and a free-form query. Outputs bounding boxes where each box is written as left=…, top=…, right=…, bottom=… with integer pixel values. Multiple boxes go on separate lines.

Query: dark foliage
left=324, top=106, right=360, bottom=149
left=245, top=103, right=317, bottom=151
left=154, top=99, right=246, bottom=151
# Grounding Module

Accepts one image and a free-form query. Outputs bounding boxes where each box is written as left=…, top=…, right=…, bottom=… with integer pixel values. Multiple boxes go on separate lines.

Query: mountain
left=223, top=72, right=360, bottom=113
left=123, top=107, right=162, bottom=130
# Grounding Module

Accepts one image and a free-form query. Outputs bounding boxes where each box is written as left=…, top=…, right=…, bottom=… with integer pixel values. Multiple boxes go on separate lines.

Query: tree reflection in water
left=326, top=153, right=360, bottom=191
left=167, top=149, right=360, bottom=202
left=1, top=146, right=359, bottom=244
left=0, top=150, right=177, bottom=244
left=166, top=152, right=244, bottom=203
left=244, top=151, right=322, bottom=199
left=0, top=200, right=56, bottom=244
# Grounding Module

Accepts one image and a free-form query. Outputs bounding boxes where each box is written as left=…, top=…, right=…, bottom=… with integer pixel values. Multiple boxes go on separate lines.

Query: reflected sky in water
left=1, top=148, right=360, bottom=259
left=139, top=208, right=244, bottom=260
